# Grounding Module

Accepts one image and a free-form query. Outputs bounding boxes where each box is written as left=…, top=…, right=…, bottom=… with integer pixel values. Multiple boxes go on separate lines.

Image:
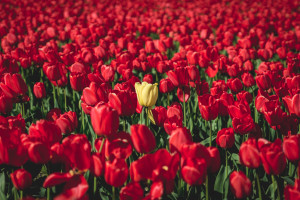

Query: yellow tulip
left=135, top=82, right=158, bottom=108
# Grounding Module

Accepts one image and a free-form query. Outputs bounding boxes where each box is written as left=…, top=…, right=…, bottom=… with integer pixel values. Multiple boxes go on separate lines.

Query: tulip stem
left=225, top=149, right=228, bottom=177
left=47, top=187, right=50, bottom=200
left=209, top=121, right=212, bottom=146
left=112, top=186, right=115, bottom=200
left=93, top=176, right=97, bottom=196
left=167, top=93, right=170, bottom=106
left=64, top=87, right=67, bottom=111
left=123, top=117, right=126, bottom=131
left=183, top=89, right=186, bottom=127
left=205, top=176, right=209, bottom=200
left=146, top=107, right=149, bottom=127
left=52, top=84, right=57, bottom=108
left=99, top=138, right=106, bottom=153
left=272, top=175, right=280, bottom=200
left=20, top=190, right=23, bottom=200
left=81, top=107, right=85, bottom=132
left=256, top=171, right=262, bottom=200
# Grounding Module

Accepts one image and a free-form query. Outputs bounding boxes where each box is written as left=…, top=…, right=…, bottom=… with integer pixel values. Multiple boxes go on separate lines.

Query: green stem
left=42, top=101, right=45, bottom=117
left=167, top=93, right=170, bottom=106
left=272, top=175, right=280, bottom=200
left=53, top=84, right=57, bottom=108
left=206, top=176, right=209, bottom=200
left=20, top=190, right=23, bottom=200
left=112, top=186, right=115, bottom=200
left=93, top=176, right=97, bottom=196
left=225, top=149, right=228, bottom=177
left=81, top=107, right=85, bottom=132
left=47, top=187, right=50, bottom=200
left=256, top=171, right=262, bottom=200
left=64, top=87, right=67, bottom=111
left=183, top=89, right=186, bottom=127
left=146, top=107, right=149, bottom=127
left=123, top=117, right=126, bottom=131
left=72, top=89, right=75, bottom=111
left=209, top=121, right=212, bottom=146
left=99, top=138, right=106, bottom=154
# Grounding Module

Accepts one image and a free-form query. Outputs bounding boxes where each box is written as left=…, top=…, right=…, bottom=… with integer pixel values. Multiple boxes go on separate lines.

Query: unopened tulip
left=135, top=82, right=158, bottom=108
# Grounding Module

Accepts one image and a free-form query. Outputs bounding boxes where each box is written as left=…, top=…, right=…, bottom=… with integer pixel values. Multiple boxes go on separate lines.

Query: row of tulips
left=0, top=0, right=299, bottom=199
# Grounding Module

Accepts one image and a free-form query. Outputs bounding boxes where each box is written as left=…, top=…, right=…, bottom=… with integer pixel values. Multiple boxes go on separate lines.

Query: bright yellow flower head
left=135, top=82, right=158, bottom=108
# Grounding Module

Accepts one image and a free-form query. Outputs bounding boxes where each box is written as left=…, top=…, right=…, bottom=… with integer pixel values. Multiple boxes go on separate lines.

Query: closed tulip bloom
left=283, top=135, right=300, bottom=162
left=227, top=78, right=243, bottom=94
left=33, top=82, right=46, bottom=99
left=207, top=147, right=221, bottom=173
left=152, top=106, right=167, bottom=127
left=216, top=128, right=235, bottom=149
left=181, top=157, right=207, bottom=185
left=135, top=82, right=158, bottom=107
left=255, top=74, right=272, bottom=90
left=130, top=124, right=156, bottom=153
left=91, top=103, right=119, bottom=137
left=120, top=182, right=144, bottom=200
left=284, top=178, right=300, bottom=200
left=169, top=127, right=193, bottom=153
left=109, top=90, right=137, bottom=116
left=239, top=138, right=261, bottom=168
left=0, top=92, right=13, bottom=114
left=55, top=111, right=78, bottom=134
left=241, top=72, right=255, bottom=87
left=159, top=78, right=175, bottom=93
left=283, top=94, right=300, bottom=117
left=198, top=94, right=219, bottom=121
left=143, top=74, right=153, bottom=84
left=230, top=171, right=252, bottom=199
left=10, top=169, right=32, bottom=190
left=260, top=139, right=286, bottom=175
left=105, top=158, right=128, bottom=187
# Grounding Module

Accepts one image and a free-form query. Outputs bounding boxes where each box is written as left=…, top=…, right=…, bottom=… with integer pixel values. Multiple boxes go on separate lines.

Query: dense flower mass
left=0, top=0, right=299, bottom=199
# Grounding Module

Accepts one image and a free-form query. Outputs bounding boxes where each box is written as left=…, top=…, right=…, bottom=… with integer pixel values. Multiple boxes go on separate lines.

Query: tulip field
left=0, top=0, right=300, bottom=199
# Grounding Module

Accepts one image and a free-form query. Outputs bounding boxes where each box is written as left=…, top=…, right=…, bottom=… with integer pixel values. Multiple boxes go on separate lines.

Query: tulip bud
left=130, top=124, right=156, bottom=153
left=10, top=169, right=32, bottom=190
left=239, top=138, right=261, bottom=168
left=33, top=82, right=46, bottom=99
left=283, top=135, right=300, bottom=162
left=229, top=171, right=252, bottom=199
left=91, top=103, right=119, bottom=137
left=135, top=82, right=158, bottom=108
left=216, top=128, right=235, bottom=149
left=105, top=159, right=128, bottom=187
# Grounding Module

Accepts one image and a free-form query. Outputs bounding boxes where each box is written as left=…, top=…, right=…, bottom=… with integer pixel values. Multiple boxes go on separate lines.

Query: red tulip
left=159, top=78, right=175, bottom=93
left=167, top=67, right=189, bottom=87
left=260, top=139, right=286, bottom=175
left=56, top=111, right=78, bottom=134
left=229, top=171, right=252, bottom=199
left=255, top=74, right=272, bottom=90
left=90, top=153, right=104, bottom=177
left=284, top=178, right=300, bottom=200
left=239, top=138, right=261, bottom=168
left=0, top=73, right=29, bottom=102
left=120, top=182, right=144, bottom=200
left=28, top=142, right=51, bottom=164
left=105, top=131, right=132, bottom=160
left=283, top=94, right=300, bottom=117
left=130, top=124, right=156, bottom=154
left=169, top=127, right=193, bottom=153
left=101, top=65, right=115, bottom=83
left=33, top=82, right=46, bottom=99
left=0, top=91, right=13, bottom=114
left=216, top=128, right=235, bottom=149
left=227, top=78, right=243, bottom=94
left=152, top=106, right=167, bottom=127
left=108, top=90, right=137, bottom=116
left=105, top=158, right=128, bottom=187
left=91, top=103, right=119, bottom=137
left=283, top=135, right=300, bottom=162
left=232, top=115, right=255, bottom=135
left=143, top=74, right=153, bottom=84
left=207, top=147, right=221, bottom=173
left=62, top=134, right=91, bottom=171
left=10, top=169, right=32, bottom=190
left=198, top=94, right=219, bottom=121
left=241, top=72, right=255, bottom=87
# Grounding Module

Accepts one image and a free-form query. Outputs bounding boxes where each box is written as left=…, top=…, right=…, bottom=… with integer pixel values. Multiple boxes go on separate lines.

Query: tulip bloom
left=283, top=135, right=300, bottom=162
left=10, top=169, right=32, bottom=190
left=130, top=124, right=156, bottom=154
left=229, top=171, right=252, bottom=199
left=239, top=138, right=261, bottom=168
left=33, top=82, right=46, bottom=99
left=198, top=94, right=219, bottom=121
left=105, top=158, right=128, bottom=187
left=135, top=82, right=158, bottom=108
left=55, top=111, right=78, bottom=134
left=91, top=103, right=119, bottom=137
left=260, top=139, right=286, bottom=175
left=216, top=128, right=235, bottom=149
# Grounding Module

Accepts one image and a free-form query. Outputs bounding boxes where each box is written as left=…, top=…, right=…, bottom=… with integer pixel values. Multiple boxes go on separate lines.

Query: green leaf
left=0, top=172, right=5, bottom=193
left=281, top=176, right=294, bottom=185
left=214, top=165, right=231, bottom=195
left=0, top=191, right=7, bottom=200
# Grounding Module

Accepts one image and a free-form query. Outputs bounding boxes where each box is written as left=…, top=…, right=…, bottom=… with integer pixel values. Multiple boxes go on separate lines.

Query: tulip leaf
left=214, top=165, right=231, bottom=195
left=281, top=176, right=294, bottom=185
left=201, top=135, right=217, bottom=146
left=0, top=172, right=5, bottom=193
left=0, top=191, right=7, bottom=200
